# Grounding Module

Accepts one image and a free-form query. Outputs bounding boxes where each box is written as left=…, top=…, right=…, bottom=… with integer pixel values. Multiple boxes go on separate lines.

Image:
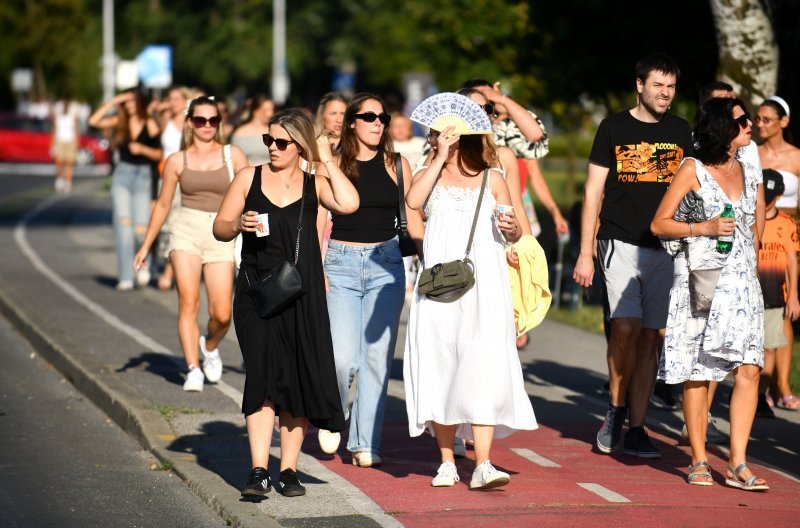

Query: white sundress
left=659, top=157, right=764, bottom=383
left=403, top=176, right=538, bottom=441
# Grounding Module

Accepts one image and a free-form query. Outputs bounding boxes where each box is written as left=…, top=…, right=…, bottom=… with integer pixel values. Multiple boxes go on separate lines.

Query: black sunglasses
left=190, top=116, right=221, bottom=128
left=354, top=112, right=391, bottom=125
left=262, top=134, right=296, bottom=150
left=482, top=103, right=495, bottom=116
left=735, top=113, right=751, bottom=128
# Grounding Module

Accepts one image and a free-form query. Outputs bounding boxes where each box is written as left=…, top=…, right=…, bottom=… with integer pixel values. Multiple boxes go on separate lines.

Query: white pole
left=272, top=0, right=289, bottom=104
left=102, top=0, right=115, bottom=101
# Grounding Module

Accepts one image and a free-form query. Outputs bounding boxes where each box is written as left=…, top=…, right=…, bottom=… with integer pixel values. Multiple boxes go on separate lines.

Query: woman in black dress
left=213, top=109, right=359, bottom=497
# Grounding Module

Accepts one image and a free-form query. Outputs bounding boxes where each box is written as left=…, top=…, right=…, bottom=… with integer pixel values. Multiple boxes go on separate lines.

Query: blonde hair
left=181, top=96, right=224, bottom=150
left=314, top=92, right=348, bottom=135
left=269, top=109, right=320, bottom=166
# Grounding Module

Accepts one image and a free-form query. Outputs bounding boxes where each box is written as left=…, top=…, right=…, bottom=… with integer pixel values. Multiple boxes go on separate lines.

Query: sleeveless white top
left=161, top=120, right=183, bottom=159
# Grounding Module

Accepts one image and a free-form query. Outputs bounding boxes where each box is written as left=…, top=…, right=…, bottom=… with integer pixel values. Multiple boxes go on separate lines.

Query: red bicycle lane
left=305, top=422, right=800, bottom=528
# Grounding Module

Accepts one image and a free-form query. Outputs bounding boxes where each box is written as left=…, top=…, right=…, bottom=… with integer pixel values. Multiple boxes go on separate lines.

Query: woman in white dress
left=652, top=97, right=767, bottom=491
left=404, top=121, right=537, bottom=491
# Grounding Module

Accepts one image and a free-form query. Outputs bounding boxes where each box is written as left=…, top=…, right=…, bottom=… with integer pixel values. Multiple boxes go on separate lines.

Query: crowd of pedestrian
left=71, top=51, right=799, bottom=497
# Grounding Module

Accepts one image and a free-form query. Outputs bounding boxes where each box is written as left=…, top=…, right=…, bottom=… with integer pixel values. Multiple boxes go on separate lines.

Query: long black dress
left=233, top=166, right=345, bottom=432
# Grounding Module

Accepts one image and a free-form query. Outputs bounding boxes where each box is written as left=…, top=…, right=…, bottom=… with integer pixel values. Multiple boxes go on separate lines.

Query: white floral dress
left=659, top=157, right=764, bottom=383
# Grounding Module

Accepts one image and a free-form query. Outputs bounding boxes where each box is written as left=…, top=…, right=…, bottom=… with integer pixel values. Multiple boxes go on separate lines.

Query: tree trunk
left=709, top=0, right=778, bottom=108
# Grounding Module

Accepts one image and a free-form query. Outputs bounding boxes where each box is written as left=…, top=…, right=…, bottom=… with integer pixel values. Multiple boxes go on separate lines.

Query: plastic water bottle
left=716, top=203, right=734, bottom=253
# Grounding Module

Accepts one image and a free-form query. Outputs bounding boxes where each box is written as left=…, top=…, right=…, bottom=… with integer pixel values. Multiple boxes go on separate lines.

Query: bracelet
left=688, top=222, right=694, bottom=237
left=323, top=160, right=335, bottom=166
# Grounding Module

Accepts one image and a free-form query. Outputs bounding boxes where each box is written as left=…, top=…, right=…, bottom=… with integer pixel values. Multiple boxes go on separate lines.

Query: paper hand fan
left=410, top=93, right=493, bottom=135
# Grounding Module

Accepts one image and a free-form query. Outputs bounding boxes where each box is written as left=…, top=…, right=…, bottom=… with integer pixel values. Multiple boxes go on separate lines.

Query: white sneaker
left=54, top=178, right=64, bottom=193
left=183, top=366, right=205, bottom=392
left=135, top=268, right=151, bottom=288
left=318, top=429, right=341, bottom=454
left=352, top=452, right=382, bottom=468
left=469, top=460, right=510, bottom=490
left=431, top=461, right=460, bottom=487
left=453, top=436, right=467, bottom=458
left=116, top=280, right=134, bottom=292
left=199, top=336, right=223, bottom=383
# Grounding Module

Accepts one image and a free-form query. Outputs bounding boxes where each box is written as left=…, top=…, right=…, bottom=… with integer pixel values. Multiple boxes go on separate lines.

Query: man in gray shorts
left=573, top=53, right=693, bottom=458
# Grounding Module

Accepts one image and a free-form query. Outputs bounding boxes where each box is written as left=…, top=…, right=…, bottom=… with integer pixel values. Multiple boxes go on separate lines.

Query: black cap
left=763, top=169, right=785, bottom=205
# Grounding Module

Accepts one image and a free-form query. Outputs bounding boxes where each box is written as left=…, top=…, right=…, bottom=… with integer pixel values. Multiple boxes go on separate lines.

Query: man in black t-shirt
left=573, top=53, right=693, bottom=459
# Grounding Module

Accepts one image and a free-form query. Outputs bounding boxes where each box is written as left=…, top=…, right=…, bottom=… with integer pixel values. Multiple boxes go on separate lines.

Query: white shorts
left=597, top=239, right=673, bottom=329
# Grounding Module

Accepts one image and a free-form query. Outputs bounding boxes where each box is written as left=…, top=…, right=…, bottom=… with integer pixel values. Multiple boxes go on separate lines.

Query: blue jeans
left=325, top=238, right=405, bottom=454
left=111, top=162, right=152, bottom=283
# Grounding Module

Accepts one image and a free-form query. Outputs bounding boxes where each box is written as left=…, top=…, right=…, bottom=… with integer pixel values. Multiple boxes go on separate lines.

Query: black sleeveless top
left=119, top=125, right=160, bottom=165
left=330, top=150, right=398, bottom=243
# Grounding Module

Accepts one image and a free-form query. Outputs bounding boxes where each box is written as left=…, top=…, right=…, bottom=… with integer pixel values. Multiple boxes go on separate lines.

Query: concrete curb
left=0, top=283, right=278, bottom=528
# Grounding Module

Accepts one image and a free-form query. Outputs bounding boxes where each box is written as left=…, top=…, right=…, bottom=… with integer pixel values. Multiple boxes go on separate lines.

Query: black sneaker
left=241, top=467, right=271, bottom=497
left=279, top=468, right=306, bottom=497
left=650, top=380, right=679, bottom=410
left=756, top=394, right=776, bottom=419
left=623, top=427, right=662, bottom=459
left=596, top=405, right=626, bottom=454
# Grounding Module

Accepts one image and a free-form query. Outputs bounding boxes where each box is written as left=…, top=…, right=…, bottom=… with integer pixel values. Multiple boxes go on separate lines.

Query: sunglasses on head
left=354, top=112, right=391, bottom=125
left=735, top=113, right=751, bottom=128
left=190, top=116, right=221, bottom=128
left=262, top=134, right=296, bottom=150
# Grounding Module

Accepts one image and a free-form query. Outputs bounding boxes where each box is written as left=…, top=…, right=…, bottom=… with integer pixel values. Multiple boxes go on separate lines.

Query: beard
left=641, top=94, right=671, bottom=117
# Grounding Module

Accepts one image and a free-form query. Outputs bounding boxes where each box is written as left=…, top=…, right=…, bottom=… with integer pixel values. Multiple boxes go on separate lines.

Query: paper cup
left=495, top=204, right=514, bottom=218
left=255, top=213, right=269, bottom=237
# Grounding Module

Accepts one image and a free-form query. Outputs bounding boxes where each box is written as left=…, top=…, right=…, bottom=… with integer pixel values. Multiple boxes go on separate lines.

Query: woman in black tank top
left=316, top=94, right=424, bottom=467
left=213, top=109, right=358, bottom=497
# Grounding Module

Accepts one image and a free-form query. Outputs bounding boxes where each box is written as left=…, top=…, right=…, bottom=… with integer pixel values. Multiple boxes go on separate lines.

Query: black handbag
left=395, top=154, right=417, bottom=257
left=243, top=174, right=308, bottom=318
left=417, top=169, right=488, bottom=303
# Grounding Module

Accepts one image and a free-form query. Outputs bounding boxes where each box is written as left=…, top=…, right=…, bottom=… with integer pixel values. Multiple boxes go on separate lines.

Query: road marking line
left=15, top=191, right=403, bottom=528
left=776, top=446, right=798, bottom=456
left=577, top=482, right=630, bottom=503
left=510, top=448, right=561, bottom=467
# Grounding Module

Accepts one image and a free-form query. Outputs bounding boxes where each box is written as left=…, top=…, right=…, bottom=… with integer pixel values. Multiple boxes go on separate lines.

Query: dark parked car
left=0, top=114, right=111, bottom=165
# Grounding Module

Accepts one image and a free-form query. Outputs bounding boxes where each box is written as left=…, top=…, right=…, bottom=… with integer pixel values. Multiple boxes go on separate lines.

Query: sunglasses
left=354, top=112, right=391, bottom=125
left=735, top=113, right=751, bottom=128
left=190, top=116, right=221, bottom=128
left=262, top=134, right=296, bottom=150
left=482, top=103, right=495, bottom=116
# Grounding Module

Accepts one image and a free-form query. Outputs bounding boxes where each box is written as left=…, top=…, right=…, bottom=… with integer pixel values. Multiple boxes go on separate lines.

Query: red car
left=0, top=114, right=111, bottom=165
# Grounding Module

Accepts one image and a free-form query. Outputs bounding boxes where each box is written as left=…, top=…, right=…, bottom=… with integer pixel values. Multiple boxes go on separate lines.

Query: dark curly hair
left=693, top=97, right=747, bottom=166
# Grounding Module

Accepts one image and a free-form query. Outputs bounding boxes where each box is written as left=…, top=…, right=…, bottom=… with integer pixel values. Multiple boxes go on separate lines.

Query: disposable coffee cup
left=495, top=204, right=514, bottom=218
left=255, top=213, right=270, bottom=237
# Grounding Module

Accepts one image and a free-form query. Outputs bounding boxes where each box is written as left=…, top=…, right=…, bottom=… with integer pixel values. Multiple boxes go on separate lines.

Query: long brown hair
left=335, top=93, right=395, bottom=183
left=112, top=88, right=148, bottom=150
left=454, top=87, right=498, bottom=175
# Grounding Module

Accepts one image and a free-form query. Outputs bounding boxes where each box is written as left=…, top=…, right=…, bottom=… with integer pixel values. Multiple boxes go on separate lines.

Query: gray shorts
left=597, top=239, right=673, bottom=329
left=764, top=307, right=788, bottom=349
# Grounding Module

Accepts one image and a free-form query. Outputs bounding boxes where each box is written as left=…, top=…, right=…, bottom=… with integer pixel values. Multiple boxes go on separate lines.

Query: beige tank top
left=180, top=149, right=230, bottom=212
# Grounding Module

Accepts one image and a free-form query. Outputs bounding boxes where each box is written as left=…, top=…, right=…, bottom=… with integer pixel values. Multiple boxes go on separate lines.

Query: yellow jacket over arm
left=507, top=235, right=551, bottom=336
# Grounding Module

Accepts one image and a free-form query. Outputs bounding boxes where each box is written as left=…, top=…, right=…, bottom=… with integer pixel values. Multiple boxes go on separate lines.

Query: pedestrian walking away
left=573, top=53, right=693, bottom=459
left=652, top=97, right=768, bottom=491
left=212, top=108, right=359, bottom=497
left=134, top=96, right=248, bottom=392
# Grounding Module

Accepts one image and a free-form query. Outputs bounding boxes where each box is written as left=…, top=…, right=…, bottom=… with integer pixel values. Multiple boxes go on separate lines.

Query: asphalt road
left=0, top=312, right=226, bottom=528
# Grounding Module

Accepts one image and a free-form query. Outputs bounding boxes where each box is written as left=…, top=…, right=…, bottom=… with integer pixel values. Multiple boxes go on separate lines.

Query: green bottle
left=716, top=203, right=734, bottom=253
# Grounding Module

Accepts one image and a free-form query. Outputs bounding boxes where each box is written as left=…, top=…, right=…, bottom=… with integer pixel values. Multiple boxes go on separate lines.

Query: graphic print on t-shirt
left=614, top=142, right=685, bottom=183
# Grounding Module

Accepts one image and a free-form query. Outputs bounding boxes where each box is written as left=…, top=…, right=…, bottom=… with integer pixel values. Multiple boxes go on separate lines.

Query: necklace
left=278, top=168, right=296, bottom=190
left=713, top=157, right=737, bottom=177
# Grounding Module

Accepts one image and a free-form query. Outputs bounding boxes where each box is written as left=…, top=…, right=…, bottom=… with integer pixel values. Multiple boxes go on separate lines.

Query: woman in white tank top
left=757, top=96, right=800, bottom=411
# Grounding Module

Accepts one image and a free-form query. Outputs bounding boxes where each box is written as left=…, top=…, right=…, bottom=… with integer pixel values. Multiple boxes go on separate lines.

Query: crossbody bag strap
left=395, top=154, right=407, bottom=230
left=464, top=168, right=489, bottom=258
left=293, top=172, right=308, bottom=265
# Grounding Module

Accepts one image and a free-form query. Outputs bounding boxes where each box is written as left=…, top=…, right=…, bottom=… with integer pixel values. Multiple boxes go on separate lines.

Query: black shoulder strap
left=395, top=154, right=407, bottom=230
left=464, top=169, right=489, bottom=257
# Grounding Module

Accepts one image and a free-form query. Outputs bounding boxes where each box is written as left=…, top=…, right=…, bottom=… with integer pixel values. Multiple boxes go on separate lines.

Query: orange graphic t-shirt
left=758, top=211, right=800, bottom=308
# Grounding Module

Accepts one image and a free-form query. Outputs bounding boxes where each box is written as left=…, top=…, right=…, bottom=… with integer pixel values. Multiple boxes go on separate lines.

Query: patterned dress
left=659, top=157, right=764, bottom=383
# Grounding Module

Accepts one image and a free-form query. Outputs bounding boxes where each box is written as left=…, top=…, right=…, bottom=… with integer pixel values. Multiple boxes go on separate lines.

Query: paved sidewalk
left=2, top=179, right=799, bottom=527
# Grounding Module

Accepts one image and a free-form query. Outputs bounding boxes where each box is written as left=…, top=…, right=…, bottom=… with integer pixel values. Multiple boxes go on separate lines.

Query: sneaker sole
left=281, top=487, right=306, bottom=497
left=596, top=437, right=621, bottom=454
left=623, top=448, right=662, bottom=459
left=470, top=476, right=510, bottom=490
left=183, top=384, right=204, bottom=392
left=241, top=487, right=271, bottom=497
left=431, top=480, right=457, bottom=487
